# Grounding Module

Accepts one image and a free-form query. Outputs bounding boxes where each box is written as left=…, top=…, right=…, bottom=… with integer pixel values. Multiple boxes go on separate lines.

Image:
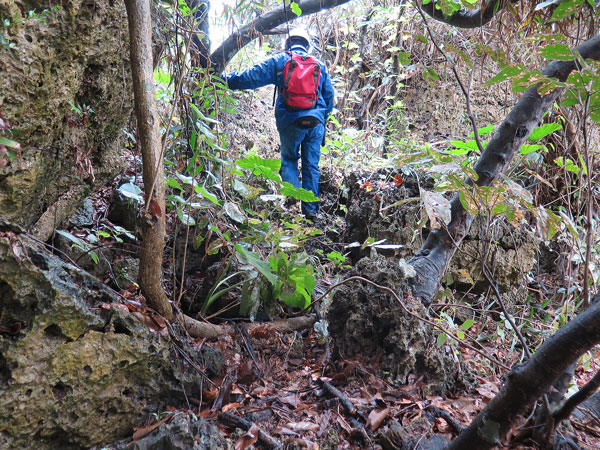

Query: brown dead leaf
left=149, top=198, right=162, bottom=220
left=222, top=402, right=240, bottom=412
left=132, top=415, right=171, bottom=441
left=280, top=393, right=302, bottom=409
left=434, top=417, right=451, bottom=433
left=366, top=407, right=390, bottom=432
left=248, top=324, right=276, bottom=339
left=234, top=423, right=259, bottom=450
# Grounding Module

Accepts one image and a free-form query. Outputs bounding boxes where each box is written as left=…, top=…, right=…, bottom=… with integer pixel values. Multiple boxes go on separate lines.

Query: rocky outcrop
left=0, top=223, right=221, bottom=449
left=0, top=0, right=131, bottom=238
left=328, top=255, right=472, bottom=396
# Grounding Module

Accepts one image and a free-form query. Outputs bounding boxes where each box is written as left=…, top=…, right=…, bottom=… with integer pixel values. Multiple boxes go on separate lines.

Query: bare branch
left=210, top=0, right=353, bottom=70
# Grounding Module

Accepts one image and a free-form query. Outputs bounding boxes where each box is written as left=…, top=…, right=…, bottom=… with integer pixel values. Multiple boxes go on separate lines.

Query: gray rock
left=70, top=198, right=96, bottom=227
left=131, top=413, right=227, bottom=450
left=0, top=228, right=215, bottom=449
left=328, top=255, right=473, bottom=396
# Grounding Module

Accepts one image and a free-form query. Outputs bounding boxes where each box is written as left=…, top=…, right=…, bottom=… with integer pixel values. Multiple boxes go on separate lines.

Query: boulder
left=0, top=222, right=220, bottom=449
left=0, top=0, right=131, bottom=238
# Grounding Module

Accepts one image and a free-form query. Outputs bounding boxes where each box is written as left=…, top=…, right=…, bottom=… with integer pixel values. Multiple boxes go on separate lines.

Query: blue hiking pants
left=277, top=122, right=324, bottom=216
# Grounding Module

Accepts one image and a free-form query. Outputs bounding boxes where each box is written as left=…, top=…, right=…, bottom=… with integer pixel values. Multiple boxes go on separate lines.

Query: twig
left=318, top=378, right=357, bottom=416
left=553, top=369, right=600, bottom=424
left=218, top=412, right=282, bottom=449
left=425, top=405, right=466, bottom=434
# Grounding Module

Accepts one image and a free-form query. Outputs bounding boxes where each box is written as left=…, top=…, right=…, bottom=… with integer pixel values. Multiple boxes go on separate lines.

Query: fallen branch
left=218, top=412, right=282, bottom=449
left=180, top=313, right=317, bottom=339
left=318, top=378, right=358, bottom=416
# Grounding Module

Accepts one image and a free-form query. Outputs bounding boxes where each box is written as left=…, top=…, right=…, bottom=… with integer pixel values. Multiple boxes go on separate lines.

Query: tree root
left=179, top=313, right=317, bottom=339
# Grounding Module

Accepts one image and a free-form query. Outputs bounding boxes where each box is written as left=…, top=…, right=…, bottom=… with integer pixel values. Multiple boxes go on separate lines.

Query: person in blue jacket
left=225, top=28, right=335, bottom=221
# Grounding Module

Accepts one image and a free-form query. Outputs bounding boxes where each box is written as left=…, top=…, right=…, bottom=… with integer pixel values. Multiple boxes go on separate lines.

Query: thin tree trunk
left=125, top=0, right=172, bottom=321
left=409, top=35, right=600, bottom=304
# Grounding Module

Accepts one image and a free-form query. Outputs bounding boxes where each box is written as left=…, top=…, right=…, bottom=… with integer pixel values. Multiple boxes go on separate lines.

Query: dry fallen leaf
left=366, top=407, right=390, bottom=432
left=234, top=423, right=259, bottom=450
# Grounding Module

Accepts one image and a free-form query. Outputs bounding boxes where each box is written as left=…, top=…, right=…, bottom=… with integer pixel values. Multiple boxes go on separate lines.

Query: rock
left=0, top=0, right=130, bottom=235
left=0, top=227, right=217, bottom=449
left=130, top=412, right=227, bottom=450
left=108, top=190, right=141, bottom=235
left=328, top=255, right=472, bottom=395
left=113, top=257, right=140, bottom=288
left=378, top=421, right=450, bottom=450
left=343, top=169, right=538, bottom=298
left=69, top=198, right=96, bottom=227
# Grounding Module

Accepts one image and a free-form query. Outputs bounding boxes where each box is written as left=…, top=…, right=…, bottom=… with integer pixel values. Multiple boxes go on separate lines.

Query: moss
left=0, top=0, right=129, bottom=228
left=0, top=235, right=203, bottom=449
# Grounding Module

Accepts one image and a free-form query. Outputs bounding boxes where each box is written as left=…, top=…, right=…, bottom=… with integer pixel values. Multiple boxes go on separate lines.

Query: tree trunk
left=409, top=34, right=600, bottom=304
left=449, top=300, right=600, bottom=450
left=125, top=0, right=173, bottom=321
left=210, top=0, right=352, bottom=70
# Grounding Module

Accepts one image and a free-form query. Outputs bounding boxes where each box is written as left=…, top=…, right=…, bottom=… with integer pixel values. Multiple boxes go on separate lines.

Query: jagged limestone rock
left=328, top=255, right=472, bottom=396
left=130, top=412, right=227, bottom=450
left=0, top=227, right=219, bottom=449
left=0, top=0, right=130, bottom=235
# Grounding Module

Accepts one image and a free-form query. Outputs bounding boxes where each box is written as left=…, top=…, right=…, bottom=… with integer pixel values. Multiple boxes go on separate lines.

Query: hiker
left=224, top=28, right=335, bottom=221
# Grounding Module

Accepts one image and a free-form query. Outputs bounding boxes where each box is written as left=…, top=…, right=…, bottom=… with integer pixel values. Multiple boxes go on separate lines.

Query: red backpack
left=281, top=52, right=321, bottom=111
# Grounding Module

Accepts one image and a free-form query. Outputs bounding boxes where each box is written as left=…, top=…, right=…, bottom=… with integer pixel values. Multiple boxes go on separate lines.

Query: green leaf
left=468, top=124, right=494, bottom=138
left=166, top=177, right=183, bottom=190
left=461, top=319, right=475, bottom=330
left=436, top=333, right=447, bottom=347
left=397, top=51, right=411, bottom=66
left=194, top=185, right=220, bottom=204
left=540, top=44, right=573, bottom=60
left=528, top=123, right=562, bottom=141
left=118, top=183, right=144, bottom=203
left=290, top=1, right=302, bottom=16
left=520, top=144, right=544, bottom=154
left=223, top=201, right=246, bottom=224
left=486, top=65, right=524, bottom=85
left=456, top=330, right=465, bottom=340
left=177, top=208, right=196, bottom=226
left=235, top=244, right=278, bottom=285
left=550, top=0, right=584, bottom=21
left=0, top=137, right=20, bottom=148
left=281, top=183, right=319, bottom=202
left=415, top=35, right=428, bottom=44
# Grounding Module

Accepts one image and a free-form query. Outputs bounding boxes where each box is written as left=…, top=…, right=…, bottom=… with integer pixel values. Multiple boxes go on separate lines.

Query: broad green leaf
left=540, top=44, right=573, bottom=60
left=468, top=124, right=494, bottom=138
left=520, top=144, right=544, bottom=154
left=177, top=208, right=196, bottom=226
left=436, top=333, right=447, bottom=347
left=223, top=201, right=246, bottom=224
left=0, top=137, right=20, bottom=148
left=290, top=1, right=302, bottom=16
left=118, top=183, right=144, bottom=203
left=486, top=65, right=524, bottom=86
left=397, top=51, right=411, bottom=66
left=166, top=177, right=183, bottom=190
left=194, top=185, right=220, bottom=204
left=528, top=123, right=562, bottom=141
left=235, top=244, right=278, bottom=285
left=550, top=0, right=584, bottom=21
left=281, top=183, right=319, bottom=202
left=461, top=319, right=475, bottom=330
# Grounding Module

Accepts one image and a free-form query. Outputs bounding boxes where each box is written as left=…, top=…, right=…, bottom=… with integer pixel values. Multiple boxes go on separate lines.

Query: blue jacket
left=226, top=50, right=334, bottom=128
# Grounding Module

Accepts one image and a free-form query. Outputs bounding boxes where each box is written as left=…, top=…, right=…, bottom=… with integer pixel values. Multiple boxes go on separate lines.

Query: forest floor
left=67, top=86, right=600, bottom=449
